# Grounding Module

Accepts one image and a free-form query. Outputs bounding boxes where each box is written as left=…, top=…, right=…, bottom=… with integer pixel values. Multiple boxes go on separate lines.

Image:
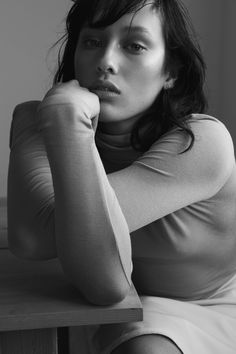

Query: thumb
left=66, top=79, right=80, bottom=87
left=92, top=114, right=99, bottom=132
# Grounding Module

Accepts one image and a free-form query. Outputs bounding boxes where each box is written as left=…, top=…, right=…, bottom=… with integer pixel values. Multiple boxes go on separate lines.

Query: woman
left=7, top=0, right=236, bottom=353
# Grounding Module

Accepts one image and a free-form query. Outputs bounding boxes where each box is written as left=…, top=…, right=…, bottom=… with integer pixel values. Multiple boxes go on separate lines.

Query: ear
left=163, top=77, right=176, bottom=90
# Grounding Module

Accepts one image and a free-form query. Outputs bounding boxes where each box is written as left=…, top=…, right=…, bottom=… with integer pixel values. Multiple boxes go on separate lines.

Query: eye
left=126, top=42, right=146, bottom=54
left=82, top=38, right=102, bottom=49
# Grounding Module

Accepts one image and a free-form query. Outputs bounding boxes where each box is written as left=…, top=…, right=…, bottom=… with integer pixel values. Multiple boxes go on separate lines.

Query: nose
left=96, top=45, right=119, bottom=76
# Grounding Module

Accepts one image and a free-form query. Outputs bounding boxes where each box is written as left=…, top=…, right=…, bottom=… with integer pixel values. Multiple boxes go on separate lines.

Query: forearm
left=40, top=105, right=132, bottom=304
left=8, top=103, right=56, bottom=259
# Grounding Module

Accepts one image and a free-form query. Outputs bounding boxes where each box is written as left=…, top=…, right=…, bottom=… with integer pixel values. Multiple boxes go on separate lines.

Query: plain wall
left=220, top=1, right=236, bottom=137
left=0, top=0, right=70, bottom=197
left=0, top=0, right=236, bottom=197
left=184, top=0, right=236, bottom=137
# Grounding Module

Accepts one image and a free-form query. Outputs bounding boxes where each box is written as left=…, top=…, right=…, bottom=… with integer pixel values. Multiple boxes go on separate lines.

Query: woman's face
left=74, top=4, right=169, bottom=132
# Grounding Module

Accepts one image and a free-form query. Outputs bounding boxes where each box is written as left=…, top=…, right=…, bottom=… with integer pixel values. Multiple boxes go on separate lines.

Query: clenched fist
left=37, top=80, right=100, bottom=132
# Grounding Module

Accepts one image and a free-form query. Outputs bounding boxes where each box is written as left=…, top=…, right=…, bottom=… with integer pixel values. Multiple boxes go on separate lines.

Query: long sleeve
left=107, top=116, right=235, bottom=232
left=8, top=101, right=56, bottom=259
left=8, top=102, right=234, bottom=304
left=38, top=103, right=133, bottom=304
left=8, top=101, right=132, bottom=305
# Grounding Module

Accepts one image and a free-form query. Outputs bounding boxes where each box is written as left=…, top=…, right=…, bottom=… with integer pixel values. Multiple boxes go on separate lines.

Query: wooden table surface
left=0, top=197, right=142, bottom=331
left=0, top=248, right=142, bottom=332
left=0, top=197, right=142, bottom=354
left=0, top=197, right=7, bottom=249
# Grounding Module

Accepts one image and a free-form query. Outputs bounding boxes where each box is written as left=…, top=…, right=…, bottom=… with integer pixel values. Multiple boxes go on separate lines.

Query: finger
left=45, top=80, right=79, bottom=97
left=92, top=114, right=99, bottom=131
left=67, top=79, right=80, bottom=86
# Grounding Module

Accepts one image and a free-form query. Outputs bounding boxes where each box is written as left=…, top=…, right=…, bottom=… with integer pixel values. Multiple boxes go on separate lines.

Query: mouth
left=89, top=81, right=121, bottom=98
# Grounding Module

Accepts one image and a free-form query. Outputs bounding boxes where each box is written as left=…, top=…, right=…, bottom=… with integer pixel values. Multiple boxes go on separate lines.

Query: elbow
left=61, top=262, right=131, bottom=306
left=85, top=280, right=131, bottom=306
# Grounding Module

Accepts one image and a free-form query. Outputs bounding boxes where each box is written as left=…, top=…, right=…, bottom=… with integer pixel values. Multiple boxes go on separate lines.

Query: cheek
left=126, top=52, right=166, bottom=92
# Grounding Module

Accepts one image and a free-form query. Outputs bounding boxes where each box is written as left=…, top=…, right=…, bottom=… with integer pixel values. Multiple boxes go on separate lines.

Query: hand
left=37, top=80, right=100, bottom=131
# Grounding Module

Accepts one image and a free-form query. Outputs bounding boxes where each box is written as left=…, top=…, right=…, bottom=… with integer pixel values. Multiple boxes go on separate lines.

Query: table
left=0, top=198, right=142, bottom=353
left=0, top=197, right=7, bottom=248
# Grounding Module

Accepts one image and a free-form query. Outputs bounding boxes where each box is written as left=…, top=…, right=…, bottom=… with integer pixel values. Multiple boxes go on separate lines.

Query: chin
left=98, top=108, right=123, bottom=123
left=98, top=104, right=142, bottom=128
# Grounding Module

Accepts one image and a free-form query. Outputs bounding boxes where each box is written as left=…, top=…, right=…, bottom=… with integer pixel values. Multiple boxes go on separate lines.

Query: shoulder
left=12, top=100, right=41, bottom=128
left=10, top=100, right=41, bottom=148
left=160, top=113, right=234, bottom=158
left=147, top=113, right=234, bottom=158
left=188, top=114, right=234, bottom=163
left=137, top=114, right=235, bottom=197
left=189, top=114, right=235, bottom=192
left=13, top=100, right=40, bottom=118
left=189, top=115, right=235, bottom=192
left=188, top=113, right=228, bottom=131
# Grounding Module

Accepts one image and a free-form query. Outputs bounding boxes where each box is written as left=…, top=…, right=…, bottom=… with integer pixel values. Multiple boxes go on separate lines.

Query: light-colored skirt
left=73, top=274, right=236, bottom=354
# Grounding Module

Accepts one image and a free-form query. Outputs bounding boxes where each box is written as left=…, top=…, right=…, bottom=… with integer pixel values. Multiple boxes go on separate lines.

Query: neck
left=95, top=121, right=143, bottom=173
left=98, top=113, right=142, bottom=135
left=96, top=125, right=131, bottom=148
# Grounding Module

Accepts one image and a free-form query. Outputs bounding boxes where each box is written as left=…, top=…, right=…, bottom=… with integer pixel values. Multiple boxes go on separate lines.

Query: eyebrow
left=83, top=25, right=151, bottom=35
left=122, top=26, right=151, bottom=35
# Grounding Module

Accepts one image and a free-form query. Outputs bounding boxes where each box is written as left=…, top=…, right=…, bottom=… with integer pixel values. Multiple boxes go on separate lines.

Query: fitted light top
left=8, top=101, right=236, bottom=304
left=95, top=117, right=236, bottom=300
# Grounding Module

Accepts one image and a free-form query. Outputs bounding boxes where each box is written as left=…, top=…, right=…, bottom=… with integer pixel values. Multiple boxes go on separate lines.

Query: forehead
left=118, top=4, right=161, bottom=30
left=84, top=4, right=163, bottom=36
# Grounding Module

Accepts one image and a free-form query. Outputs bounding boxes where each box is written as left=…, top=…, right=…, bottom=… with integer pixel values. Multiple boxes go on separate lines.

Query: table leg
left=69, top=326, right=90, bottom=354
left=0, top=328, right=57, bottom=354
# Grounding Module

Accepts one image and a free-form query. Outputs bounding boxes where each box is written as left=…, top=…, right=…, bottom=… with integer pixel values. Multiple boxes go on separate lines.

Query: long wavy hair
left=53, top=0, right=208, bottom=152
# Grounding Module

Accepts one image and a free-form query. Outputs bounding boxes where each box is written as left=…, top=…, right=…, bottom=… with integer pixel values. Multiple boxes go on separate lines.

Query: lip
left=89, top=80, right=121, bottom=96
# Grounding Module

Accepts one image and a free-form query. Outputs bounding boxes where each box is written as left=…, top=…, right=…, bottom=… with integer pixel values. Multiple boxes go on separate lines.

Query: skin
left=74, top=4, right=173, bottom=134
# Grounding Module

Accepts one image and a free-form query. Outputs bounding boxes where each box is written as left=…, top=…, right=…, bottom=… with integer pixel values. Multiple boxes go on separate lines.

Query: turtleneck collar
left=95, top=125, right=142, bottom=173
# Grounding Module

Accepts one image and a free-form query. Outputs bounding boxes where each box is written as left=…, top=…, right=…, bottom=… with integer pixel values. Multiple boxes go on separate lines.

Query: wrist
left=37, top=102, right=93, bottom=138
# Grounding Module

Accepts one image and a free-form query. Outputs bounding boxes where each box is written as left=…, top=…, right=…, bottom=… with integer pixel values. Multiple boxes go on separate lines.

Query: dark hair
left=53, top=0, right=208, bottom=152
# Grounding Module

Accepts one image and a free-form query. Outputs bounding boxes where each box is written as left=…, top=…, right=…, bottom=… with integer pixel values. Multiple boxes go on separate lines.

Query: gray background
left=0, top=0, right=235, bottom=197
